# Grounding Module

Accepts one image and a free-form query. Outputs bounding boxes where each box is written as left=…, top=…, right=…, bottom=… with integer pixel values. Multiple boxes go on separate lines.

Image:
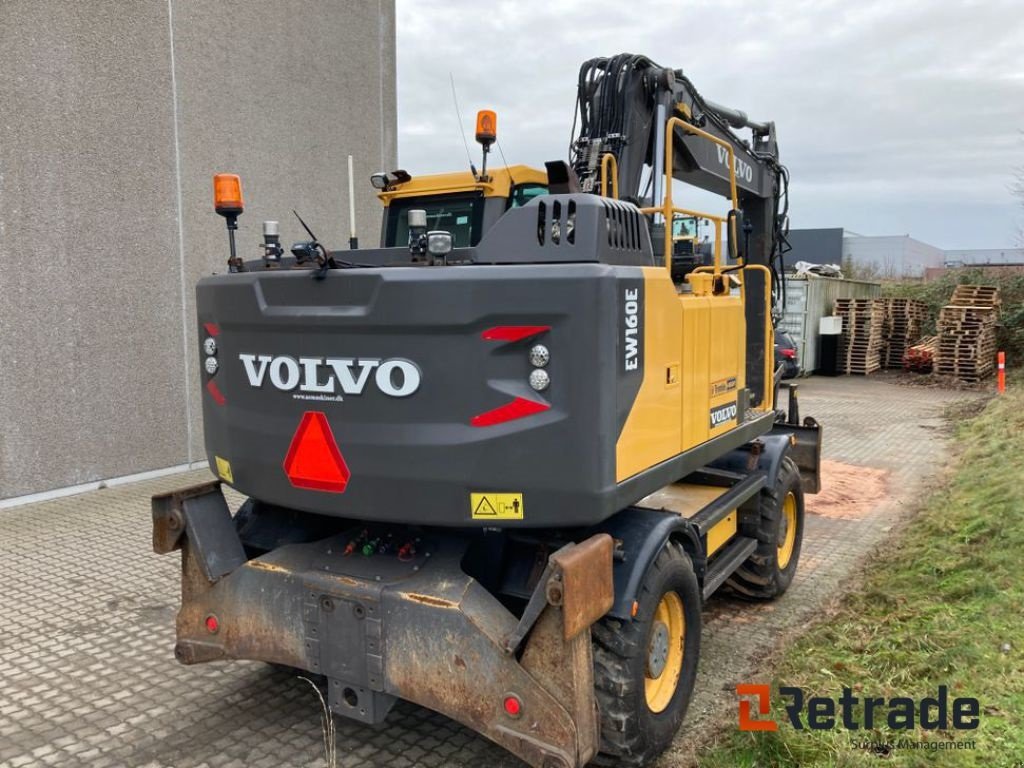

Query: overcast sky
left=395, top=0, right=1024, bottom=250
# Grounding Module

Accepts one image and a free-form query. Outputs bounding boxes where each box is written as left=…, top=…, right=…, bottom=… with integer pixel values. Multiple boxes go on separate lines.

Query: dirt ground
left=810, top=460, right=890, bottom=520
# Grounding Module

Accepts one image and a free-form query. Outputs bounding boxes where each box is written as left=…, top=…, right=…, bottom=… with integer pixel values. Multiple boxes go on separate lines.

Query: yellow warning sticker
left=470, top=492, right=524, bottom=520
left=215, top=456, right=234, bottom=483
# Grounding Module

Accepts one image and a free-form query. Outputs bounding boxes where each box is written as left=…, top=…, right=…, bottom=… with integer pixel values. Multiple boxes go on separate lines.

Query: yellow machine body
left=376, top=165, right=548, bottom=205
left=615, top=267, right=747, bottom=483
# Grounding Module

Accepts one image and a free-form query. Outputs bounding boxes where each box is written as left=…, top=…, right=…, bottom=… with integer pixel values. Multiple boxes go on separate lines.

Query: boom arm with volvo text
left=152, top=53, right=819, bottom=768
left=570, top=53, right=792, bottom=407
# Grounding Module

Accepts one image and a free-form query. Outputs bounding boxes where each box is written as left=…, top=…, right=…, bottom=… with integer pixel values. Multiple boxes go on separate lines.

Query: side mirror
left=727, top=208, right=745, bottom=263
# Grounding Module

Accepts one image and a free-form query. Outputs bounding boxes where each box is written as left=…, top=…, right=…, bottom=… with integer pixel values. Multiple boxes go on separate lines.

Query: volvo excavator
left=152, top=53, right=820, bottom=767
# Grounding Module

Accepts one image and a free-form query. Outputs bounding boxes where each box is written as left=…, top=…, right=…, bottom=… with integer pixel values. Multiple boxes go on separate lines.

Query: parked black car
left=775, top=329, right=800, bottom=379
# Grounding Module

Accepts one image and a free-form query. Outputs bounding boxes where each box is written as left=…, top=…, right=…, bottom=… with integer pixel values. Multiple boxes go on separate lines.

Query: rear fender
left=590, top=508, right=701, bottom=621
left=597, top=434, right=797, bottom=620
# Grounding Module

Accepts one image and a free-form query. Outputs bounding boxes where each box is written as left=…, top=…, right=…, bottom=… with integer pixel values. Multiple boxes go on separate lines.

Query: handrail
left=638, top=116, right=740, bottom=271
left=690, top=263, right=773, bottom=408
left=600, top=153, right=619, bottom=199
left=668, top=207, right=726, bottom=224
left=639, top=205, right=725, bottom=270
left=634, top=115, right=768, bottom=407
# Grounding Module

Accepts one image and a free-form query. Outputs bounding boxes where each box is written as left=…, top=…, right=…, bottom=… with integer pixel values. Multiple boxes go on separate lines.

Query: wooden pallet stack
left=903, top=335, right=938, bottom=373
left=948, top=284, right=1000, bottom=309
left=934, top=285, right=1000, bottom=382
left=881, top=298, right=928, bottom=369
left=834, top=298, right=885, bottom=374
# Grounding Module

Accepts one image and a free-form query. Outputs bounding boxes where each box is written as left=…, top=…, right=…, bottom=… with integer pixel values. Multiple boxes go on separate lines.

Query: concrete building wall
left=787, top=229, right=946, bottom=277
left=841, top=234, right=944, bottom=278
left=0, top=1, right=396, bottom=501
left=788, top=231, right=1024, bottom=278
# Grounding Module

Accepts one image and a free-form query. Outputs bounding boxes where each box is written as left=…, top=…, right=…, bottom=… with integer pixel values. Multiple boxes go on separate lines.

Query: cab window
left=510, top=183, right=548, bottom=208
left=386, top=193, right=482, bottom=248
left=672, top=216, right=698, bottom=238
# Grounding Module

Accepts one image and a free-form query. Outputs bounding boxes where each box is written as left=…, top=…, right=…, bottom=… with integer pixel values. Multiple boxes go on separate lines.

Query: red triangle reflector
left=283, top=411, right=350, bottom=493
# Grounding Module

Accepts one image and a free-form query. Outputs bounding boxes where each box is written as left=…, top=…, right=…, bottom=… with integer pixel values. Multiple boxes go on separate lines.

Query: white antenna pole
left=450, top=72, right=477, bottom=177
left=347, top=154, right=358, bottom=249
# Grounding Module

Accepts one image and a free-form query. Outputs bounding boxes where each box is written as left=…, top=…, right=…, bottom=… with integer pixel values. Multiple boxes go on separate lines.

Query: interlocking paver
left=0, top=375, right=981, bottom=768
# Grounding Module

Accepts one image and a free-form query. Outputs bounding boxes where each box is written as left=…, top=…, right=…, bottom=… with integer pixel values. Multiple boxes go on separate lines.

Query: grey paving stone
left=0, top=375, right=979, bottom=767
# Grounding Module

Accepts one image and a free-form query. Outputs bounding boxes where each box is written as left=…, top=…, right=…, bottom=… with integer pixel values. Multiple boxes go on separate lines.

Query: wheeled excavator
left=152, top=53, right=820, bottom=767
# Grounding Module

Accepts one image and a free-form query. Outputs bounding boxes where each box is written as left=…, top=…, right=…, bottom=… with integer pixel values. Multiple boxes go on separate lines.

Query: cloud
left=395, top=0, right=1024, bottom=247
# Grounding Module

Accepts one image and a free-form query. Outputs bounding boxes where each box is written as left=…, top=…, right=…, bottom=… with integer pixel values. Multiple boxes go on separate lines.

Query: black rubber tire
left=727, top=455, right=805, bottom=599
left=591, top=541, right=702, bottom=767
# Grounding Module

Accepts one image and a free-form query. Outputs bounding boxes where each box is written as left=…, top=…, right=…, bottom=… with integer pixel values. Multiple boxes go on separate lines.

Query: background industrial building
left=0, top=1, right=397, bottom=502
left=788, top=228, right=1021, bottom=278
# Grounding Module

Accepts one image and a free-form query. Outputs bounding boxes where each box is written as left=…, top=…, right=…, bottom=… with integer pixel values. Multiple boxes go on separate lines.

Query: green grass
left=698, top=389, right=1024, bottom=767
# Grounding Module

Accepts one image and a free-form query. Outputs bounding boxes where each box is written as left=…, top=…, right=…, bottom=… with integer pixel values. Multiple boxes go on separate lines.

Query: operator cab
left=669, top=214, right=713, bottom=283
left=375, top=165, right=548, bottom=248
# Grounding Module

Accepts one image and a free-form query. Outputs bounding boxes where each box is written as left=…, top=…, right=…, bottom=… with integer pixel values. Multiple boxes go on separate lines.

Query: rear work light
left=283, top=411, right=351, bottom=493
left=529, top=344, right=550, bottom=367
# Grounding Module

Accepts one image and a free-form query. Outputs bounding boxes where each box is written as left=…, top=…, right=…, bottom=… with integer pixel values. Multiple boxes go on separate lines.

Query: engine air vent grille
left=603, top=200, right=641, bottom=250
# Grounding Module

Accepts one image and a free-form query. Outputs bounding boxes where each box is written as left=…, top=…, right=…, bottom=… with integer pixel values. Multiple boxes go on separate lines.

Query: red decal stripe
left=481, top=325, right=550, bottom=342
left=206, top=380, right=226, bottom=405
left=471, top=397, right=550, bottom=427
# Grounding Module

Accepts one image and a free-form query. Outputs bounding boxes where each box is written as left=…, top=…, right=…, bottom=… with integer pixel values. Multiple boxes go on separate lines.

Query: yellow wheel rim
left=644, top=592, right=685, bottom=713
left=777, top=492, right=798, bottom=570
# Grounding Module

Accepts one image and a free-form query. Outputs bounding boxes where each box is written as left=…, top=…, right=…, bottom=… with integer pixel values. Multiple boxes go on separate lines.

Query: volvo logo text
left=710, top=401, right=738, bottom=428
left=717, top=145, right=754, bottom=183
left=239, top=354, right=421, bottom=398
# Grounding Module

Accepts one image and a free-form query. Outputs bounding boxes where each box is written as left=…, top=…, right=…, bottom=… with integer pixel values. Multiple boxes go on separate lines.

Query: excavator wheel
left=591, top=540, right=701, bottom=766
left=727, top=455, right=805, bottom=599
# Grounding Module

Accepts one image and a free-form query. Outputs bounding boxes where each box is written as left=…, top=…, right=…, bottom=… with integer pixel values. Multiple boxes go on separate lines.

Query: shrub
left=882, top=269, right=1024, bottom=365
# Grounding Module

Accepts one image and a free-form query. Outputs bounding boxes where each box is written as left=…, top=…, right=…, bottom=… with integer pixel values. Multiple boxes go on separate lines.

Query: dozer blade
left=153, top=482, right=614, bottom=768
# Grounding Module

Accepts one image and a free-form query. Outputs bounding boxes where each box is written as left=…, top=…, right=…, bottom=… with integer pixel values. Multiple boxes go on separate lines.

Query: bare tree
left=1015, top=134, right=1024, bottom=246
left=1015, top=169, right=1024, bottom=246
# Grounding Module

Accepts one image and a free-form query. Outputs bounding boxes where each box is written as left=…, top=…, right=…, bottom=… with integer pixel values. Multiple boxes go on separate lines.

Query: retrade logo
left=737, top=684, right=776, bottom=731
left=736, top=684, right=980, bottom=732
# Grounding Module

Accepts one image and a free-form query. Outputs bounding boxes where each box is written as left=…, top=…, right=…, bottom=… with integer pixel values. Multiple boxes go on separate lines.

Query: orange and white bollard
left=997, top=351, right=1006, bottom=394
